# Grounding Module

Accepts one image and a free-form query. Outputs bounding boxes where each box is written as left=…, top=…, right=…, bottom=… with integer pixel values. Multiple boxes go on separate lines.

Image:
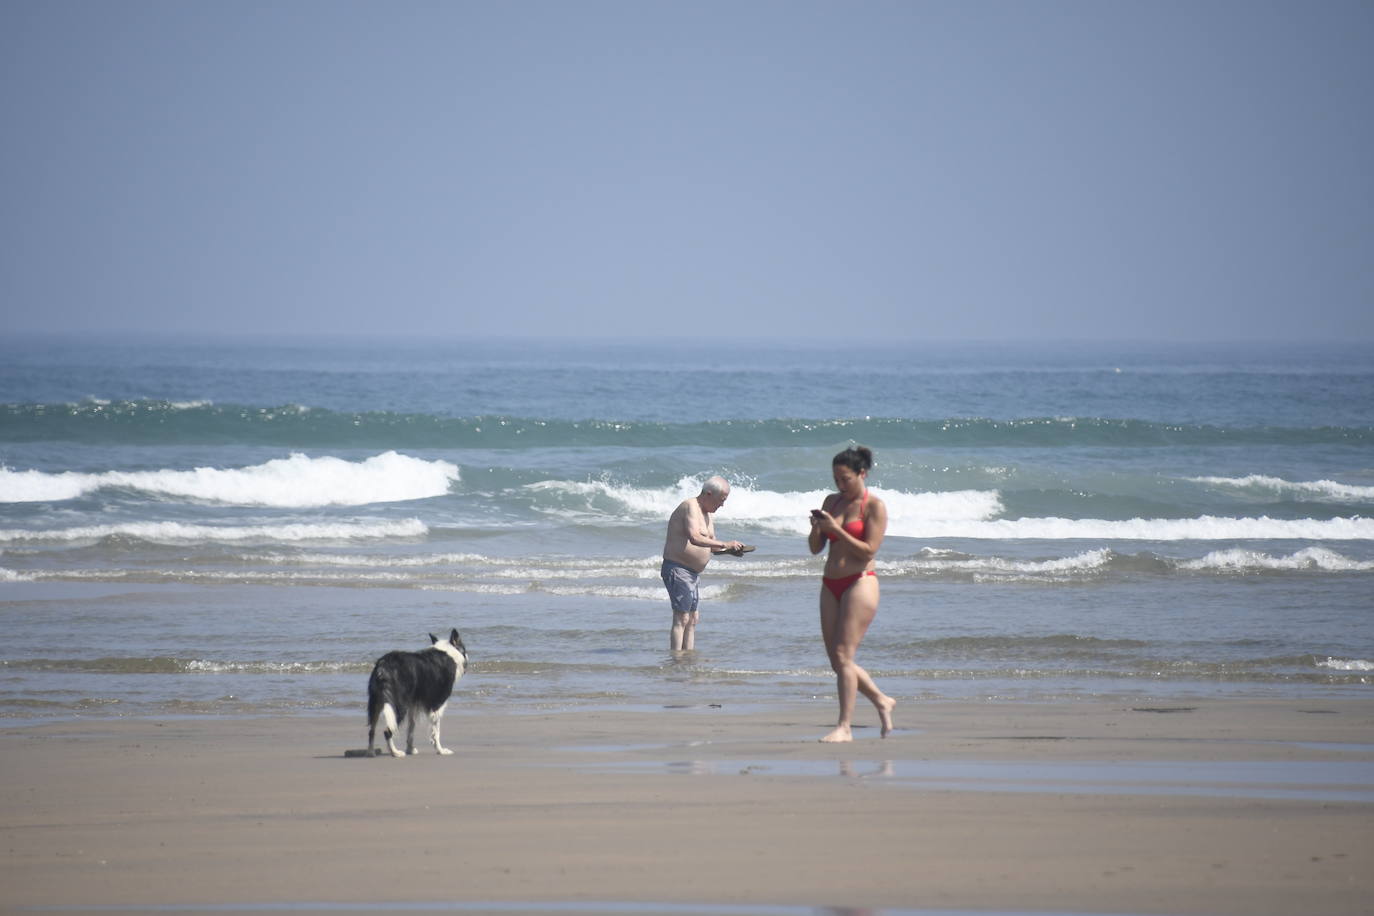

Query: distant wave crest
left=4, top=400, right=1371, bottom=448
left=1189, top=474, right=1374, bottom=503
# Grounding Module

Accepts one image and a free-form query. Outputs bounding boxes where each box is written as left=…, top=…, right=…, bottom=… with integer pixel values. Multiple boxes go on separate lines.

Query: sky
left=2, top=0, right=1372, bottom=343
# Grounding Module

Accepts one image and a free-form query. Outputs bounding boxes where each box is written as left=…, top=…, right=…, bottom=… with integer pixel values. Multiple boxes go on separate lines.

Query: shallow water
left=574, top=757, right=1374, bottom=803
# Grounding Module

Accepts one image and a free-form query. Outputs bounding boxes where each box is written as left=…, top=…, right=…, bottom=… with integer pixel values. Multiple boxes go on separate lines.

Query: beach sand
left=2, top=698, right=1372, bottom=916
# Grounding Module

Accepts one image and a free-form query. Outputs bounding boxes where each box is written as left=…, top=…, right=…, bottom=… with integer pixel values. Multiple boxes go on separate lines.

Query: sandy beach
left=2, top=698, right=1371, bottom=916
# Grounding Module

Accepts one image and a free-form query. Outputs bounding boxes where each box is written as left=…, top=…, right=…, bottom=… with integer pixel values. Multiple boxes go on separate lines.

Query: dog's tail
left=366, top=665, right=401, bottom=746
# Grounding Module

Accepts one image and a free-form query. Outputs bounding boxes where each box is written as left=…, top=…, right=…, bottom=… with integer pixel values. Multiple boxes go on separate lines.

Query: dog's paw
left=437, top=747, right=454, bottom=756
left=389, top=749, right=407, bottom=759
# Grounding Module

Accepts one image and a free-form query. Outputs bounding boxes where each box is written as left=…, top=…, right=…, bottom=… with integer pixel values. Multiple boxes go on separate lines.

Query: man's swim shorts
left=659, top=559, right=700, bottom=613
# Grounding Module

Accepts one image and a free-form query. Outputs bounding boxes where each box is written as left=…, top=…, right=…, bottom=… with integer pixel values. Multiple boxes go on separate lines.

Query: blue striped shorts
left=659, top=559, right=701, bottom=613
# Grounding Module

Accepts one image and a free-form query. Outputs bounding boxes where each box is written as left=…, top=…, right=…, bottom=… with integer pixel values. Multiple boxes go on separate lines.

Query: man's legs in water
left=671, top=609, right=699, bottom=651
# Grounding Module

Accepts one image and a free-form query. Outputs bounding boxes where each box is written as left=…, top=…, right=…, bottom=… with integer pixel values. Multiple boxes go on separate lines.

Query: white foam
left=1190, top=475, right=1374, bottom=503
left=528, top=478, right=1003, bottom=532
left=0, top=452, right=459, bottom=507
left=884, top=547, right=1115, bottom=576
left=0, top=519, right=428, bottom=544
left=246, top=551, right=490, bottom=568
left=445, top=583, right=532, bottom=596
left=1316, top=658, right=1374, bottom=672
left=19, top=567, right=425, bottom=585
left=537, top=583, right=683, bottom=601
left=426, top=581, right=715, bottom=599
left=185, top=659, right=354, bottom=674
left=526, top=477, right=707, bottom=520
left=246, top=550, right=814, bottom=582
left=1179, top=547, right=1374, bottom=572
left=527, top=478, right=1373, bottom=540
left=0, top=467, right=90, bottom=502
left=896, top=515, right=1374, bottom=541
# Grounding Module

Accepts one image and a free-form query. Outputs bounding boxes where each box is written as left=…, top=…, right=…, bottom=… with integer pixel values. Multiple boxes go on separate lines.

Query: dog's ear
left=429, top=633, right=439, bottom=645
left=449, top=628, right=460, bottom=644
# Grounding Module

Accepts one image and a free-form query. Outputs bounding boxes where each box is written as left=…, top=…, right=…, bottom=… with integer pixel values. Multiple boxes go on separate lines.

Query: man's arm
left=687, top=503, right=743, bottom=554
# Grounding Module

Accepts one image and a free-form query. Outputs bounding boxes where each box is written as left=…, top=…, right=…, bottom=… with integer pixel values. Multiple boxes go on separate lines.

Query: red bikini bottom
left=822, top=570, right=876, bottom=600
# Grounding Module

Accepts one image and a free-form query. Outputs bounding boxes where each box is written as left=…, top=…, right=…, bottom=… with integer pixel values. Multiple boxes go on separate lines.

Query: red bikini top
left=826, top=489, right=868, bottom=541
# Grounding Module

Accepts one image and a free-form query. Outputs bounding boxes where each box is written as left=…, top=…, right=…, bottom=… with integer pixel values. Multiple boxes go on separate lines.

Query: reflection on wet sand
left=588, top=757, right=1374, bottom=803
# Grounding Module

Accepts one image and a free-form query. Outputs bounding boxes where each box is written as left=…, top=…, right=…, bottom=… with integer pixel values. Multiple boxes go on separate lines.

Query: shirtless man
left=660, top=476, right=745, bottom=651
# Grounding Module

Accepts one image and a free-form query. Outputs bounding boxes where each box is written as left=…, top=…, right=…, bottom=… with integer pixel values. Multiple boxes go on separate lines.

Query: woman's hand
left=807, top=508, right=831, bottom=555
left=811, top=508, right=837, bottom=535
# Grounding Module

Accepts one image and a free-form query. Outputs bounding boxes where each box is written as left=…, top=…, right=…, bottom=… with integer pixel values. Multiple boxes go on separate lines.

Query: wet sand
left=2, top=698, right=1372, bottom=916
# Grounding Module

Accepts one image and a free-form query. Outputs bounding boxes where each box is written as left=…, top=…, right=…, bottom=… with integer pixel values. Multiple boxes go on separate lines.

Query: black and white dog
left=366, top=628, right=468, bottom=758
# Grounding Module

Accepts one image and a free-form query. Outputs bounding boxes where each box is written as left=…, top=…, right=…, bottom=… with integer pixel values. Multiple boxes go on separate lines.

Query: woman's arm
left=808, top=495, right=836, bottom=555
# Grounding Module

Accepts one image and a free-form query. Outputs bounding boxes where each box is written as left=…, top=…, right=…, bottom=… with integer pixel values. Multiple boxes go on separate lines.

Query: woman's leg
left=819, top=577, right=894, bottom=742
left=817, top=585, right=853, bottom=741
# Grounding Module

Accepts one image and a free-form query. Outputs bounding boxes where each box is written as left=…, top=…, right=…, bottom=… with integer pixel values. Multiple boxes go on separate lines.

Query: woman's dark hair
left=832, top=445, right=873, bottom=474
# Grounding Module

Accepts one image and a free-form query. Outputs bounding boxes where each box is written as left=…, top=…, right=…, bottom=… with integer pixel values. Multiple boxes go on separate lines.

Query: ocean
left=2, top=336, right=1372, bottom=722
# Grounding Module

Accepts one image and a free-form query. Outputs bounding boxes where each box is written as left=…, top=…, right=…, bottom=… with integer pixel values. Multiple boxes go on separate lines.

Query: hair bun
left=833, top=445, right=873, bottom=473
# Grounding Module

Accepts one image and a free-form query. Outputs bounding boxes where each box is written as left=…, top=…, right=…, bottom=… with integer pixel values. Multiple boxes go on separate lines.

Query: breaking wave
left=1190, top=475, right=1374, bottom=503
left=0, top=452, right=458, bottom=507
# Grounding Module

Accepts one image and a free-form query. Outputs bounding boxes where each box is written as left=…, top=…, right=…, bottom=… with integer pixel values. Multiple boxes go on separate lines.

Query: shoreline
left=3, top=698, right=1372, bottom=916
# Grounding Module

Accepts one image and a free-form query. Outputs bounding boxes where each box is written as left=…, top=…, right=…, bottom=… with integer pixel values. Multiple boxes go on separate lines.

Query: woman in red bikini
left=808, top=445, right=896, bottom=742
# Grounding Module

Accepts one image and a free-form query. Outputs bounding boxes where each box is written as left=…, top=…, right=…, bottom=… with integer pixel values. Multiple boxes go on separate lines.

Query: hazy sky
left=3, top=1, right=1371, bottom=342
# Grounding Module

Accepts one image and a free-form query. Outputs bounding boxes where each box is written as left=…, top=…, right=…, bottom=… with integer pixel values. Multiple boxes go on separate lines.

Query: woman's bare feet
left=876, top=695, right=897, bottom=737
left=819, top=724, right=853, bottom=743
